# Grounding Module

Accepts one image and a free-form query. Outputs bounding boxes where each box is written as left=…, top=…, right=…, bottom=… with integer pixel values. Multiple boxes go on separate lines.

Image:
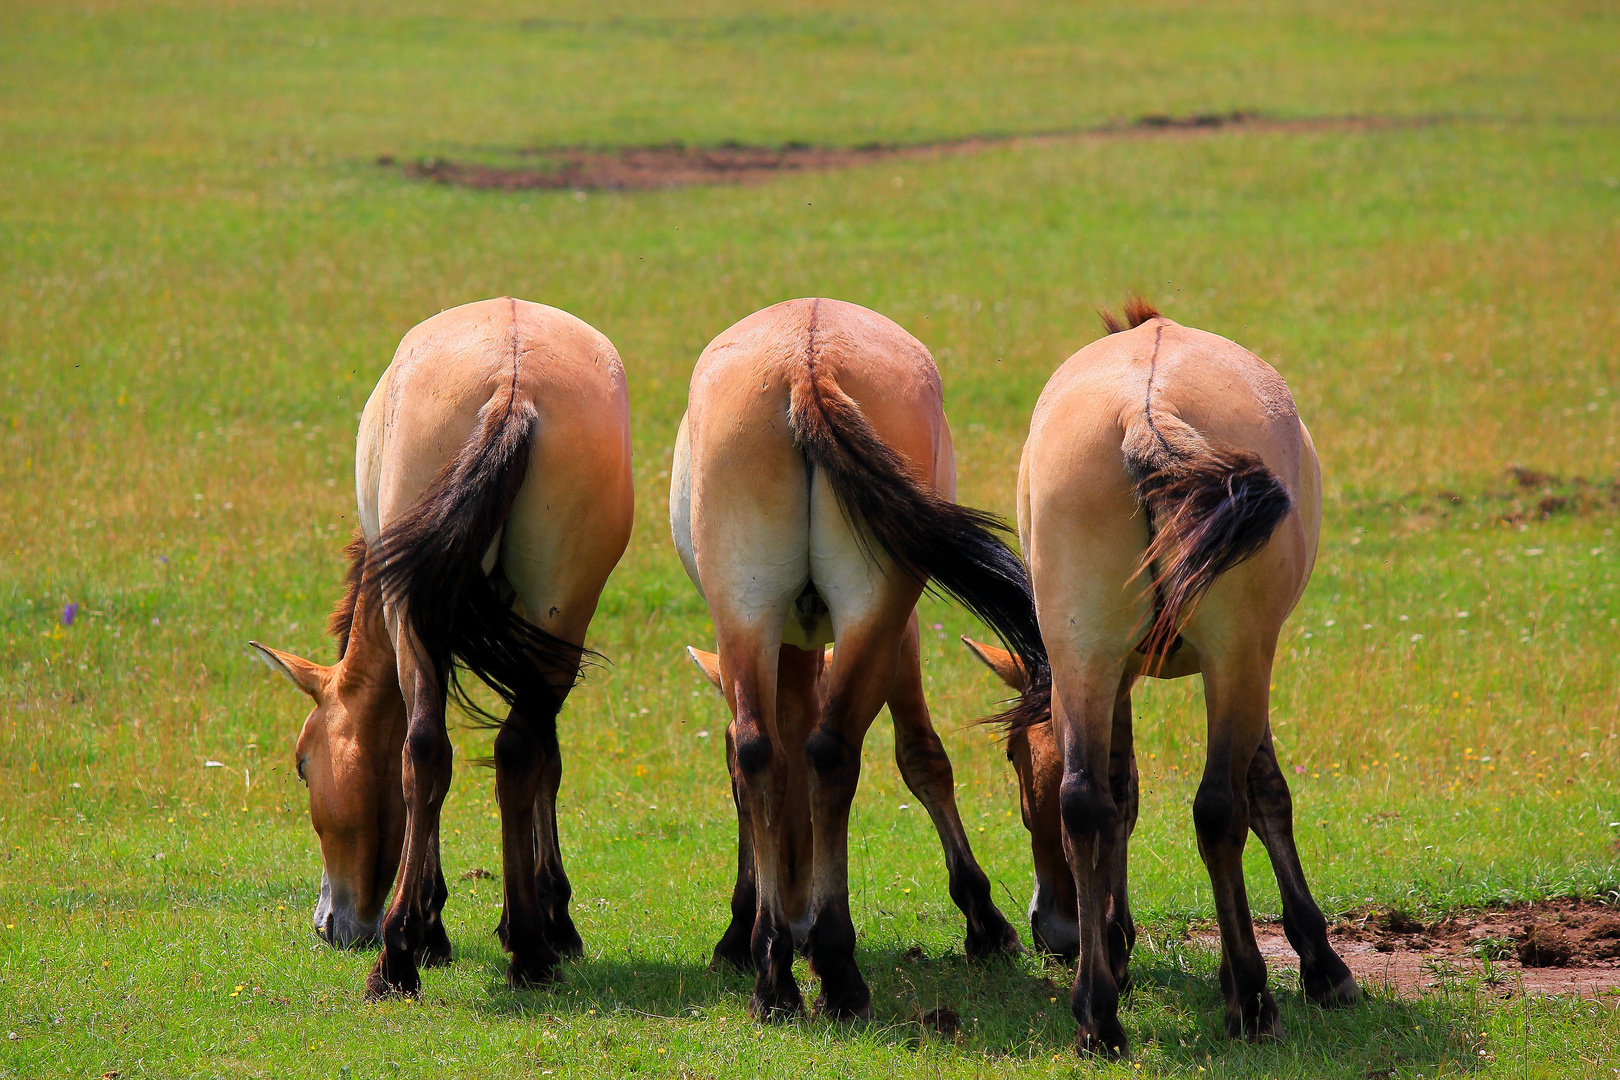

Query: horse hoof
left=364, top=958, right=419, bottom=1001
left=965, top=918, right=1023, bottom=961
left=418, top=924, right=453, bottom=969
left=1306, top=969, right=1361, bottom=1009
left=1226, top=995, right=1283, bottom=1041
left=545, top=911, right=585, bottom=958
left=814, top=983, right=872, bottom=1022
left=709, top=940, right=755, bottom=973
left=1075, top=1019, right=1128, bottom=1058
left=747, top=985, right=804, bottom=1021
left=506, top=955, right=560, bottom=989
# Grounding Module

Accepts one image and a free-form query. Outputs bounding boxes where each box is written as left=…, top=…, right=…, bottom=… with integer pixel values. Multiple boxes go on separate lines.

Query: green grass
left=3, top=1, right=1619, bottom=1076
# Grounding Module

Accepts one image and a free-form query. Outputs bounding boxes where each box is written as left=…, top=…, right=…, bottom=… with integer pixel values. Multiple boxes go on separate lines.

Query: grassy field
left=3, top=1, right=1619, bottom=1076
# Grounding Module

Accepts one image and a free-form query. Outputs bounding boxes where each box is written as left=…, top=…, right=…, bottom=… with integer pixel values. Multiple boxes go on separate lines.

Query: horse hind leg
left=888, top=614, right=1019, bottom=959
left=710, top=720, right=758, bottom=972
left=1247, top=730, right=1359, bottom=1007
left=1105, top=675, right=1139, bottom=995
left=492, top=695, right=567, bottom=986
left=1052, top=659, right=1130, bottom=1056
left=720, top=633, right=806, bottom=1019
left=1194, top=651, right=1281, bottom=1041
left=533, top=737, right=582, bottom=958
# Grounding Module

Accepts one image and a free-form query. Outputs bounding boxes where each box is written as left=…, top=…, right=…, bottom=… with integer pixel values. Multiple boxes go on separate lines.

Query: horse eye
left=296, top=758, right=308, bottom=784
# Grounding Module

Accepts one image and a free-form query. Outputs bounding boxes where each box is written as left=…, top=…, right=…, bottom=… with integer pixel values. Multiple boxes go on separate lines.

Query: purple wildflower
left=1294, top=764, right=1306, bottom=775
left=61, top=602, right=79, bottom=627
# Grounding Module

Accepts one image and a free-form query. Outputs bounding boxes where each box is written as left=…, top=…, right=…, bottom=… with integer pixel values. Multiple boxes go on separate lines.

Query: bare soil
left=383, top=112, right=1415, bottom=192
left=1203, top=901, right=1620, bottom=999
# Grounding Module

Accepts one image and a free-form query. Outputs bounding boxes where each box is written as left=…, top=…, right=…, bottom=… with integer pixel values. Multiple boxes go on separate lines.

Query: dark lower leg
left=1105, top=679, right=1139, bottom=994
left=533, top=747, right=582, bottom=958
left=368, top=683, right=452, bottom=999
left=1014, top=725, right=1078, bottom=958
left=803, top=721, right=869, bottom=1019
left=1061, top=767, right=1127, bottom=1056
left=744, top=778, right=802, bottom=1018
left=1049, top=665, right=1131, bottom=1056
left=418, top=831, right=452, bottom=967
left=1247, top=733, right=1357, bottom=1006
left=889, top=617, right=1018, bottom=959
left=1194, top=772, right=1278, bottom=1039
left=712, top=724, right=758, bottom=971
left=493, top=703, right=563, bottom=987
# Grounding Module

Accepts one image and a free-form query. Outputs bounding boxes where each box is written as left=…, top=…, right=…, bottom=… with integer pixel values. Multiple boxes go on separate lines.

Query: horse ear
left=685, top=646, right=723, bottom=692
left=249, top=641, right=327, bottom=700
left=960, top=636, right=1026, bottom=691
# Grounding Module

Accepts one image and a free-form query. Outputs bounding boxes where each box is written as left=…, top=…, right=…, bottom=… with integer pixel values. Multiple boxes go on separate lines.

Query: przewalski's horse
left=669, top=298, right=1043, bottom=1019
left=251, top=297, right=633, bottom=997
left=966, top=299, right=1357, bottom=1055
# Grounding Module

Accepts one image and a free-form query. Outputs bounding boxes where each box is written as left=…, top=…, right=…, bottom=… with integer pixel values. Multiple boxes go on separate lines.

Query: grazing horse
left=669, top=298, right=1044, bottom=1019
left=251, top=297, right=633, bottom=997
left=966, top=299, right=1357, bottom=1055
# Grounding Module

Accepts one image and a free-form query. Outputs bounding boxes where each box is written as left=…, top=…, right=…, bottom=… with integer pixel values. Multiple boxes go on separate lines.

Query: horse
left=963, top=298, right=1358, bottom=1055
left=250, top=297, right=633, bottom=997
left=668, top=297, right=1045, bottom=1019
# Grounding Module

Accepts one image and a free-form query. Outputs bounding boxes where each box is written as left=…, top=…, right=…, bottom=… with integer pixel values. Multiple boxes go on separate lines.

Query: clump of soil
left=1210, top=899, right=1620, bottom=998
left=1430, top=467, right=1620, bottom=524
left=1516, top=925, right=1572, bottom=968
left=381, top=112, right=1399, bottom=192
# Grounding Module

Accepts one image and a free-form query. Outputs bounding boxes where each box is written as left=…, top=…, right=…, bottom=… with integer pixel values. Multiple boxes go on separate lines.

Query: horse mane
left=1098, top=295, right=1162, bottom=335
left=327, top=531, right=370, bottom=660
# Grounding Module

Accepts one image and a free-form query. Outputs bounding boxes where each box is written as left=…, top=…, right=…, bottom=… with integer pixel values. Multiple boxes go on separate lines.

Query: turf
left=2, top=1, right=1619, bottom=1076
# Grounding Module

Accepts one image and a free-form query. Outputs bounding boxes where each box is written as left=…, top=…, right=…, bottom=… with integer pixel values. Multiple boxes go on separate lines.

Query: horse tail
left=785, top=342, right=1048, bottom=708
left=367, top=390, right=581, bottom=722
left=1115, top=299, right=1293, bottom=669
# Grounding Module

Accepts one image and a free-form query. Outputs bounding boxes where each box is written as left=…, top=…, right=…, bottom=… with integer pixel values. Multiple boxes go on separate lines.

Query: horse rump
left=786, top=355, right=1049, bottom=704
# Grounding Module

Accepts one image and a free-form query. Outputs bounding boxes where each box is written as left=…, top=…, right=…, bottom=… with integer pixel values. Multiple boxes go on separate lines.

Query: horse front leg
left=418, top=828, right=452, bottom=968
left=888, top=614, right=1019, bottom=959
left=366, top=660, right=453, bottom=999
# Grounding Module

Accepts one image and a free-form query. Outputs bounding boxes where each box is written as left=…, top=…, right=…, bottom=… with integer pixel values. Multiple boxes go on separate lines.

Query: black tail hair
left=786, top=340, right=1048, bottom=705
left=1127, top=445, right=1292, bottom=668
left=367, top=392, right=585, bottom=723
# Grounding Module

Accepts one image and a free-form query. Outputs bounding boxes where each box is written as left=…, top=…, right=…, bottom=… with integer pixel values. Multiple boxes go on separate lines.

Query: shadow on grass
left=456, top=933, right=1486, bottom=1071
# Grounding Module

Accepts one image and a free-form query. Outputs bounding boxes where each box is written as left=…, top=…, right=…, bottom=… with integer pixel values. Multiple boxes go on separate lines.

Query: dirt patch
left=1205, top=900, right=1620, bottom=999
left=383, top=112, right=1416, bottom=192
